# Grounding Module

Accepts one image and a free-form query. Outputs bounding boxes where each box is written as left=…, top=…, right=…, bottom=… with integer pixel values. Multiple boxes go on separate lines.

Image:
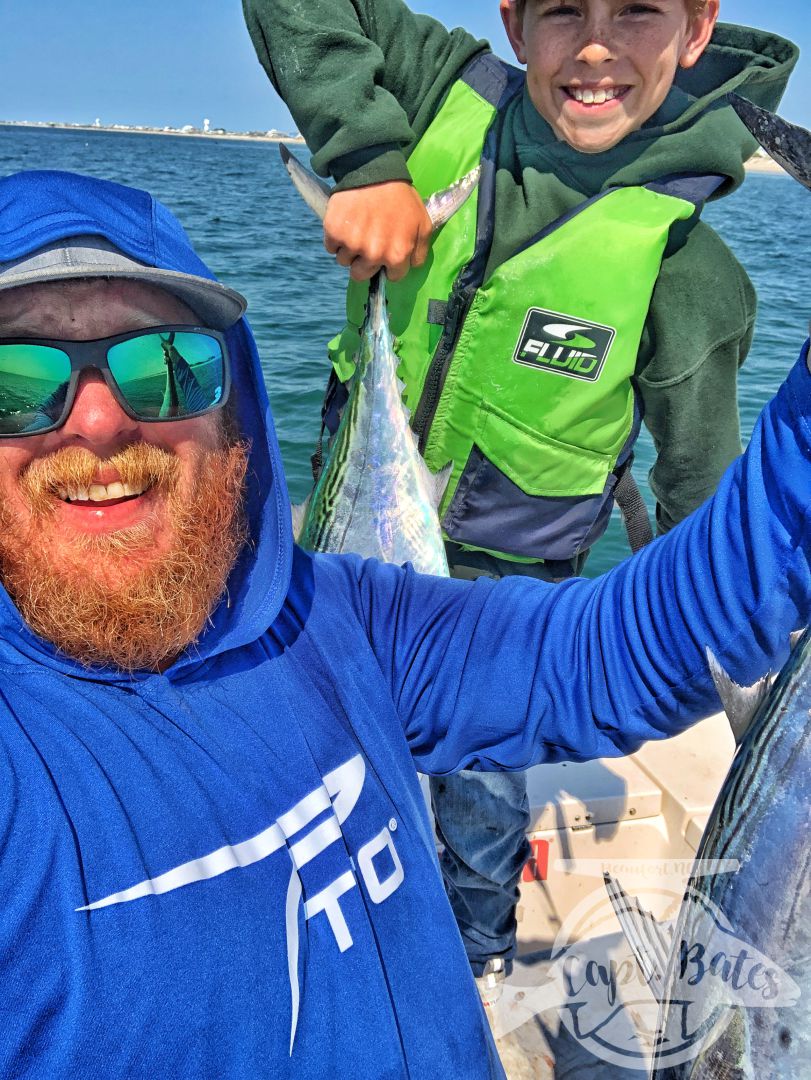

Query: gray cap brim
left=0, top=236, right=247, bottom=331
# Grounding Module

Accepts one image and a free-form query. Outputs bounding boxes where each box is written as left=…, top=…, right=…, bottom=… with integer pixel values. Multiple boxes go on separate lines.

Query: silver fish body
left=299, top=273, right=451, bottom=575
left=280, top=146, right=479, bottom=576
left=650, top=628, right=811, bottom=1078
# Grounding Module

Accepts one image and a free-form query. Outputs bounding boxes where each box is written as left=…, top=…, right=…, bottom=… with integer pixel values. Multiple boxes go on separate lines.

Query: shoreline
left=0, top=120, right=305, bottom=145
left=0, top=122, right=788, bottom=174
left=744, top=154, right=788, bottom=176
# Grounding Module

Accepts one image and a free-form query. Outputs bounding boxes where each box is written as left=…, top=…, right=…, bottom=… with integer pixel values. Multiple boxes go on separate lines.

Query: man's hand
left=324, top=182, right=432, bottom=282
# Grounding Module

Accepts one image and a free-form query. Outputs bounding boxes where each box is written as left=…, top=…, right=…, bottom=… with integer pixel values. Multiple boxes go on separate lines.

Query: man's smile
left=14, top=439, right=182, bottom=540
left=56, top=479, right=150, bottom=504
left=50, top=480, right=162, bottom=533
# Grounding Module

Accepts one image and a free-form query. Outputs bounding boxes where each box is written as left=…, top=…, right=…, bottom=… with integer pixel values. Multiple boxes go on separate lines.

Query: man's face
left=0, top=279, right=222, bottom=561
left=500, top=0, right=719, bottom=154
left=0, top=278, right=248, bottom=669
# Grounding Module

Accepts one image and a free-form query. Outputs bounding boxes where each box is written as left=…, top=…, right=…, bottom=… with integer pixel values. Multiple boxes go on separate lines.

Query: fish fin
left=790, top=628, right=807, bottom=652
left=728, top=93, right=811, bottom=192
left=705, top=647, right=771, bottom=746
left=424, top=166, right=481, bottom=231
left=279, top=145, right=332, bottom=222
left=603, top=872, right=670, bottom=1004
left=425, top=461, right=453, bottom=511
left=280, top=145, right=477, bottom=237
left=290, top=496, right=311, bottom=541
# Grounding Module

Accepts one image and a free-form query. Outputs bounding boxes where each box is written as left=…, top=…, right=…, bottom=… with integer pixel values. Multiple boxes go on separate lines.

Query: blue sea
left=1, top=125, right=809, bottom=575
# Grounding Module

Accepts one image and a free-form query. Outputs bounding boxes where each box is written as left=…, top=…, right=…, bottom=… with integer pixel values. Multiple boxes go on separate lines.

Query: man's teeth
left=570, top=87, right=622, bottom=105
left=57, top=481, right=148, bottom=503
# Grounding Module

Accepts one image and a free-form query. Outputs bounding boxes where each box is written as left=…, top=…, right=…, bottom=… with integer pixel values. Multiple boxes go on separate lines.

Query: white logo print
left=77, top=755, right=405, bottom=1054
left=540, top=322, right=595, bottom=343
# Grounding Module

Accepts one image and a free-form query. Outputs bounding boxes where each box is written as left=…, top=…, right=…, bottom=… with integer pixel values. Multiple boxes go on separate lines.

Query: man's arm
left=638, top=223, right=756, bottom=532
left=337, top=348, right=811, bottom=774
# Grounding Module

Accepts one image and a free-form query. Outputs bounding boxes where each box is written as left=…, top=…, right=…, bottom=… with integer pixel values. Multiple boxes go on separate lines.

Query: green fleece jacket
left=244, top=0, right=797, bottom=533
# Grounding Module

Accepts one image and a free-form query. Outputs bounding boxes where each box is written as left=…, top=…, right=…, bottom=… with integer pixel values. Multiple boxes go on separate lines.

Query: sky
left=0, top=0, right=807, bottom=133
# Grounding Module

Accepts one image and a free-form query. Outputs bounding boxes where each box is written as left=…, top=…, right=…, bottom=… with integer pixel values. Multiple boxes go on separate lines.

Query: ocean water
left=1, top=125, right=809, bottom=575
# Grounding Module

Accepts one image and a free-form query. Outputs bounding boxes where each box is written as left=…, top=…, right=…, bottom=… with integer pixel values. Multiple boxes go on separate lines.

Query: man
left=0, top=168, right=808, bottom=1079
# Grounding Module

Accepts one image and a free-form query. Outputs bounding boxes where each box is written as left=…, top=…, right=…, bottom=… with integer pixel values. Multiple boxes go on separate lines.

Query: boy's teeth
left=571, top=87, right=618, bottom=104
left=58, top=481, right=148, bottom=503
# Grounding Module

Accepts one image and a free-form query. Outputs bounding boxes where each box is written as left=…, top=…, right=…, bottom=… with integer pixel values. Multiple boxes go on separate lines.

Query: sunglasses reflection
left=0, top=329, right=224, bottom=435
left=158, top=332, right=210, bottom=418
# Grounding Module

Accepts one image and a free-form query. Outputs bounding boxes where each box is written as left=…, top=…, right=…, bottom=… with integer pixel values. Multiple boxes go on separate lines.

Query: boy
left=243, top=0, right=797, bottom=1045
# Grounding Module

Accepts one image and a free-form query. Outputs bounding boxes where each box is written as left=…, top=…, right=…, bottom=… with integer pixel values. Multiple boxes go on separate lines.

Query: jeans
left=430, top=543, right=586, bottom=976
left=430, top=770, right=530, bottom=975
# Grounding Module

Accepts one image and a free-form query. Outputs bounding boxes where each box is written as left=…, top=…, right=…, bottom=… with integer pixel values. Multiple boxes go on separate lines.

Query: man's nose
left=59, top=371, right=140, bottom=448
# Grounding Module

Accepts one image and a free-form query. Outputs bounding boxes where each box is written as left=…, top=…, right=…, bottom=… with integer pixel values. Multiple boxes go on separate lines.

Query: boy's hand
left=324, top=182, right=432, bottom=282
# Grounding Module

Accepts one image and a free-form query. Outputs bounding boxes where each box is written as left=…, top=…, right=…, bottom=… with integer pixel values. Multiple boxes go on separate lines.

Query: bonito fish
left=280, top=145, right=478, bottom=576
left=602, top=102, right=811, bottom=1079
left=606, top=630, right=810, bottom=1078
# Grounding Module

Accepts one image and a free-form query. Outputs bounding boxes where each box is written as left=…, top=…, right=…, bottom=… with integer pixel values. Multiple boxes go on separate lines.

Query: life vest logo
left=513, top=308, right=616, bottom=382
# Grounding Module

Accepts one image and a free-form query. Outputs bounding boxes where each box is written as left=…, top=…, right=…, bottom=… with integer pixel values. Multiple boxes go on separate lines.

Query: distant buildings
left=0, top=117, right=304, bottom=143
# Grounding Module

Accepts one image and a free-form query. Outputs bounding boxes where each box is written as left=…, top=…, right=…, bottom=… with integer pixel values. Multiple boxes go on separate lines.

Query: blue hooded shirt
left=0, top=170, right=809, bottom=1079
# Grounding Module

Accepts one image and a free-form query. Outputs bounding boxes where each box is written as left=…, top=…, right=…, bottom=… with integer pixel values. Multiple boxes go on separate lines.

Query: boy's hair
left=512, top=0, right=708, bottom=18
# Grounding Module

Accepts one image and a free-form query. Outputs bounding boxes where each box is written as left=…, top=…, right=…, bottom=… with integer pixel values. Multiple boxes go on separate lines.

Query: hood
left=516, top=22, right=799, bottom=197
left=0, top=169, right=293, bottom=679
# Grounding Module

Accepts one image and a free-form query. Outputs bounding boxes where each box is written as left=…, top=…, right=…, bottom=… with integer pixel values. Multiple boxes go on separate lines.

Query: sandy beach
left=744, top=154, right=788, bottom=176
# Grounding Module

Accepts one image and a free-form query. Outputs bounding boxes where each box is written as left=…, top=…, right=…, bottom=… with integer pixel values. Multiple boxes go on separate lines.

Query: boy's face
left=500, top=0, right=719, bottom=154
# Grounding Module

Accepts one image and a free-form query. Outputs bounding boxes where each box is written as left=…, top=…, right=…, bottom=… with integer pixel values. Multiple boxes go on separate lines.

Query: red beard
left=0, top=438, right=249, bottom=671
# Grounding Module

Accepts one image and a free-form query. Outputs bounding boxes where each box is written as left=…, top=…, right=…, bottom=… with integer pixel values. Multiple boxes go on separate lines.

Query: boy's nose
left=576, top=39, right=614, bottom=65
left=59, top=371, right=140, bottom=449
left=575, top=13, right=615, bottom=66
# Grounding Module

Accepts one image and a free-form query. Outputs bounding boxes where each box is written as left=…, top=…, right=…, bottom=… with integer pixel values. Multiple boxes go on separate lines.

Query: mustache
left=0, top=439, right=250, bottom=671
left=19, top=443, right=181, bottom=513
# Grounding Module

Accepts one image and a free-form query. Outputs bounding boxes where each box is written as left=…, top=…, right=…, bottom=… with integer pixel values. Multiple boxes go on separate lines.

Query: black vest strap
left=427, top=300, right=448, bottom=326
left=458, top=52, right=524, bottom=111
left=645, top=173, right=727, bottom=206
left=614, top=464, right=654, bottom=553
left=448, top=55, right=524, bottom=294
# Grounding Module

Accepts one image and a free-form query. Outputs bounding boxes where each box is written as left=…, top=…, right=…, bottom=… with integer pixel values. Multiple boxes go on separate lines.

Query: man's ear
left=500, top=0, right=528, bottom=65
left=679, top=0, right=720, bottom=70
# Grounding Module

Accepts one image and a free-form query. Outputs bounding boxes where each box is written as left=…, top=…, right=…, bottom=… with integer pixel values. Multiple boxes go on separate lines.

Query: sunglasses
left=0, top=325, right=231, bottom=437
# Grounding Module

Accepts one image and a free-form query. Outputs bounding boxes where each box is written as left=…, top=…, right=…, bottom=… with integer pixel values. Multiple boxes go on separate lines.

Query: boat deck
left=423, top=713, right=736, bottom=1077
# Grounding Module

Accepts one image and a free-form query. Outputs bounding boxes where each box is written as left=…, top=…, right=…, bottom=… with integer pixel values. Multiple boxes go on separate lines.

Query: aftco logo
left=513, top=307, right=615, bottom=382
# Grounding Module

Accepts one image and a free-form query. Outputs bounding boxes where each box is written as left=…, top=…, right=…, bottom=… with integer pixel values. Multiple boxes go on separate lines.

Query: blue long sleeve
left=342, top=347, right=811, bottom=774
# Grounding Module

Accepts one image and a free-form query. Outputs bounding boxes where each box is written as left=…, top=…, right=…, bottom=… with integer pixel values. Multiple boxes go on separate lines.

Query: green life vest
left=327, top=54, right=721, bottom=564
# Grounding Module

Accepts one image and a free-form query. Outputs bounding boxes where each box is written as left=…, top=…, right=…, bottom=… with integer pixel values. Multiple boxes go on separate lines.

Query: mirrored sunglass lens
left=107, top=332, right=225, bottom=420
left=0, top=345, right=72, bottom=434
